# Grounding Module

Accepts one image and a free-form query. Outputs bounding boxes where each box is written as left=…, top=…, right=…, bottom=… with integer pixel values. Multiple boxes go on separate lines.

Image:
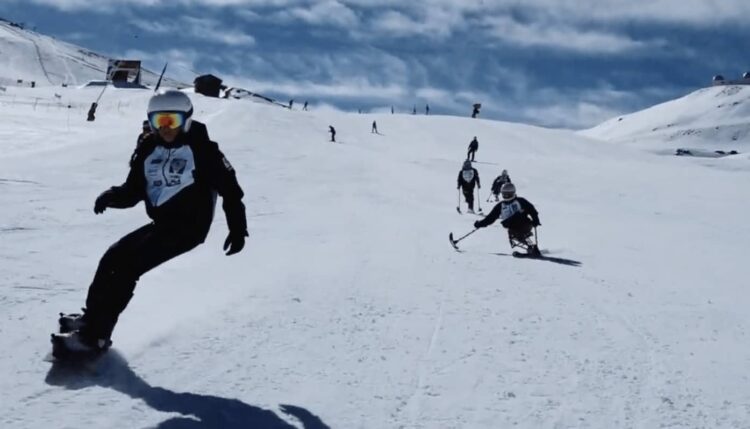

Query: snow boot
left=51, top=331, right=111, bottom=359
left=59, top=311, right=87, bottom=333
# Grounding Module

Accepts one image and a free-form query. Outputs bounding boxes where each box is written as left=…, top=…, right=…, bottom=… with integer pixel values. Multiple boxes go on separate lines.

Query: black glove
left=473, top=221, right=483, bottom=229
left=93, top=190, right=114, bottom=214
left=223, top=231, right=248, bottom=256
left=532, top=218, right=541, bottom=227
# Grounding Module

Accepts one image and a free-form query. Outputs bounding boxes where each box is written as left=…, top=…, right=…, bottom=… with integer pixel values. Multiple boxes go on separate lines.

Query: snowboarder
left=473, top=183, right=541, bottom=256
left=52, top=90, right=248, bottom=357
left=457, top=160, right=481, bottom=213
left=467, top=136, right=478, bottom=161
left=329, top=125, right=336, bottom=142
left=372, top=121, right=378, bottom=134
left=490, top=169, right=511, bottom=202
left=130, top=120, right=152, bottom=167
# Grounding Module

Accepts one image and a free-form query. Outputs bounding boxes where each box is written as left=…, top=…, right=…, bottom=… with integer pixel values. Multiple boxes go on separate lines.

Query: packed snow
left=0, top=82, right=748, bottom=429
left=0, top=19, right=184, bottom=88
left=582, top=85, right=750, bottom=165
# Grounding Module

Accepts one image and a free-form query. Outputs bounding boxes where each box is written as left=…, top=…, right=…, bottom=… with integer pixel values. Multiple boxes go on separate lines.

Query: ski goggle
left=148, top=112, right=187, bottom=130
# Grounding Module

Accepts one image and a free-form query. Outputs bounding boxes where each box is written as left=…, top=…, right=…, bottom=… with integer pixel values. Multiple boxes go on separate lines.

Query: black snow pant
left=467, top=149, right=476, bottom=161
left=81, top=222, right=204, bottom=341
left=462, top=187, right=475, bottom=210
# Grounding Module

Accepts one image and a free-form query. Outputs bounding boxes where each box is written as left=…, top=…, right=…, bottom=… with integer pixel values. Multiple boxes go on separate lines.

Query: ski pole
left=449, top=228, right=478, bottom=250
left=454, top=229, right=477, bottom=243
left=456, top=188, right=461, bottom=214
left=476, top=188, right=482, bottom=213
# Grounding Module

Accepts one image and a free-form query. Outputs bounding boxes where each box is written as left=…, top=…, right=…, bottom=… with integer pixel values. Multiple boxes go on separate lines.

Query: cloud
left=368, top=7, right=466, bottom=39
left=120, top=48, right=202, bottom=82
left=19, top=0, right=750, bottom=28
left=130, top=16, right=255, bottom=46
left=271, top=1, right=359, bottom=28
left=481, top=15, right=664, bottom=54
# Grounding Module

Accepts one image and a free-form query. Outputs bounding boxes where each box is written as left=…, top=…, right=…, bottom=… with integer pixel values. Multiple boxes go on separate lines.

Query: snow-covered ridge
left=0, top=19, right=185, bottom=88
left=581, top=85, right=750, bottom=154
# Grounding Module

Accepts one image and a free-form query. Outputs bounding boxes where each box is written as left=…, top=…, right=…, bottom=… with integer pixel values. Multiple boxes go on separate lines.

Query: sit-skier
left=473, top=183, right=541, bottom=256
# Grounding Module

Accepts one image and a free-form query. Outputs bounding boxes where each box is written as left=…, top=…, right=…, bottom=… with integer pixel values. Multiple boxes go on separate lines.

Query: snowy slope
left=0, top=19, right=185, bottom=88
left=582, top=85, right=750, bottom=158
left=1, top=84, right=749, bottom=429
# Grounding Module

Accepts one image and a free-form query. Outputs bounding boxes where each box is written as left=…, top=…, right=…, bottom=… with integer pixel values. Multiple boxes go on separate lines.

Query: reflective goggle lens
left=149, top=112, right=185, bottom=130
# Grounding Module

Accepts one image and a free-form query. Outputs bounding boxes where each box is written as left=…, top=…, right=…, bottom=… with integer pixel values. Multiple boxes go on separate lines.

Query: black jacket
left=475, top=197, right=539, bottom=230
left=491, top=175, right=511, bottom=194
left=457, top=168, right=480, bottom=190
left=130, top=131, right=152, bottom=167
left=468, top=138, right=478, bottom=151
left=106, top=121, right=247, bottom=241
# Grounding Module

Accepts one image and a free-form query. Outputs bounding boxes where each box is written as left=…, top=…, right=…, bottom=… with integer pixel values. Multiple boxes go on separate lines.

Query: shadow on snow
left=45, top=350, right=330, bottom=429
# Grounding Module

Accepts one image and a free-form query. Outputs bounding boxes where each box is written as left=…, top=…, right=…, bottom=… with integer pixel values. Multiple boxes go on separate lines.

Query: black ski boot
left=51, top=331, right=111, bottom=360
left=58, top=310, right=87, bottom=333
left=528, top=245, right=542, bottom=258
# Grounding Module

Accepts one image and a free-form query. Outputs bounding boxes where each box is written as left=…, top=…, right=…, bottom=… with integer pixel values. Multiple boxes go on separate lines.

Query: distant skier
left=425, top=104, right=430, bottom=115
left=329, top=125, right=336, bottom=142
left=87, top=102, right=97, bottom=122
left=490, top=169, right=511, bottom=202
left=372, top=121, right=378, bottom=134
left=289, top=99, right=294, bottom=109
left=52, top=90, right=248, bottom=357
left=412, top=105, right=417, bottom=115
left=473, top=183, right=541, bottom=256
left=457, top=160, right=481, bottom=214
left=303, top=101, right=308, bottom=111
left=467, top=136, right=478, bottom=161
left=471, top=103, right=480, bottom=118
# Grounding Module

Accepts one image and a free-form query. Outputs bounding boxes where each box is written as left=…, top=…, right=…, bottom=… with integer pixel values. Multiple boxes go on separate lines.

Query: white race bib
left=144, top=146, right=196, bottom=207
left=500, top=200, right=522, bottom=220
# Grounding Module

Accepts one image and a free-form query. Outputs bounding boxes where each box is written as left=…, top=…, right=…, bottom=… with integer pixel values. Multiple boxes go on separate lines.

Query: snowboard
left=47, top=333, right=111, bottom=362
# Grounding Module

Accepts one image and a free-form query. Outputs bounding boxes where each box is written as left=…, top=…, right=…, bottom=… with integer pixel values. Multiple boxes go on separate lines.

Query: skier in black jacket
left=467, top=137, right=478, bottom=161
left=490, top=170, right=511, bottom=202
left=457, top=160, right=481, bottom=213
left=473, top=183, right=541, bottom=256
left=54, top=90, right=248, bottom=355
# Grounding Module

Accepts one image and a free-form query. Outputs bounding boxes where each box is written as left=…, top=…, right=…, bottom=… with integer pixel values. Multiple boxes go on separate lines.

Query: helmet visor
left=501, top=191, right=515, bottom=200
left=148, top=111, right=186, bottom=130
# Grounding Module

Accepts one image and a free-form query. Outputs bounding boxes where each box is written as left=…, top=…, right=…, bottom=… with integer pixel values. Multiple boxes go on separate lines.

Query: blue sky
left=2, top=0, right=749, bottom=129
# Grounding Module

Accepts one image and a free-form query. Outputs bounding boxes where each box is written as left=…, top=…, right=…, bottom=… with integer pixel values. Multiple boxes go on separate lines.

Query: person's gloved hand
left=224, top=231, right=248, bottom=256
left=473, top=221, right=483, bottom=229
left=94, top=190, right=114, bottom=214
left=532, top=219, right=541, bottom=227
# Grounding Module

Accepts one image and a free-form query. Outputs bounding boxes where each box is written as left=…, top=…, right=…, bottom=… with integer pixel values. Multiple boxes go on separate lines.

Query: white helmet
left=147, top=90, right=193, bottom=132
left=500, top=182, right=516, bottom=200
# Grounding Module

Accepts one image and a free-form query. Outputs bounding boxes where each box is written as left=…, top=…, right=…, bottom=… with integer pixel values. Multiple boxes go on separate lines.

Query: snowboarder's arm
left=205, top=141, right=248, bottom=237
left=474, top=203, right=502, bottom=228
left=102, top=160, right=146, bottom=209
